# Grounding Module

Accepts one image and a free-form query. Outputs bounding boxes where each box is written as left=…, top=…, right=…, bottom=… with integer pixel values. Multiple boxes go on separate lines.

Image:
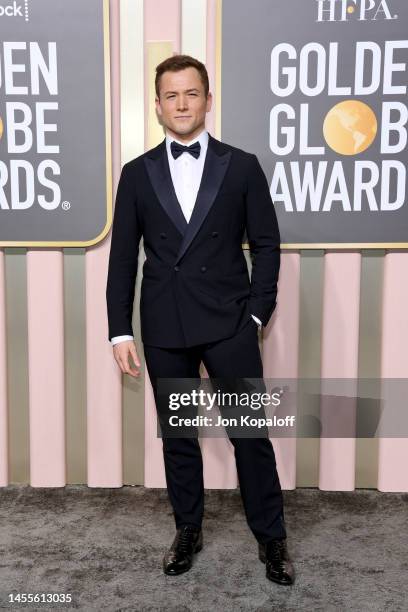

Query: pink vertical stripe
left=144, top=0, right=181, bottom=42
left=27, top=251, right=65, bottom=486
left=319, top=253, right=361, bottom=491
left=263, top=253, right=300, bottom=490
left=205, top=0, right=217, bottom=136
left=202, top=437, right=238, bottom=488
left=378, top=253, right=408, bottom=492
left=143, top=0, right=181, bottom=487
left=87, top=0, right=122, bottom=487
left=0, top=251, right=8, bottom=486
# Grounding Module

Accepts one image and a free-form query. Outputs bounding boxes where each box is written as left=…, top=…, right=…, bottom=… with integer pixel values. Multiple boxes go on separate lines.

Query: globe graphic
left=323, top=100, right=377, bottom=155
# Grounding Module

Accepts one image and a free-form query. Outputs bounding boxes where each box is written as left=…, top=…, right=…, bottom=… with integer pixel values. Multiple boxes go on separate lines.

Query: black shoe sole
left=163, top=542, right=203, bottom=576
left=265, top=573, right=294, bottom=586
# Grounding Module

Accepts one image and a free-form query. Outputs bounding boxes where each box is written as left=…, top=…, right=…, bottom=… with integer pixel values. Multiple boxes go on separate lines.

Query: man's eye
left=167, top=95, right=175, bottom=99
left=189, top=93, right=198, bottom=96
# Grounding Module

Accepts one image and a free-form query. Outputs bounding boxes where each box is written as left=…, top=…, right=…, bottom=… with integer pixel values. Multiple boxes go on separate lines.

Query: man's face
left=155, top=67, right=212, bottom=141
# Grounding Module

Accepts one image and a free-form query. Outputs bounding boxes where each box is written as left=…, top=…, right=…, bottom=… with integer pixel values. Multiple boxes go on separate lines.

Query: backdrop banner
left=0, top=0, right=111, bottom=246
left=221, top=0, right=408, bottom=248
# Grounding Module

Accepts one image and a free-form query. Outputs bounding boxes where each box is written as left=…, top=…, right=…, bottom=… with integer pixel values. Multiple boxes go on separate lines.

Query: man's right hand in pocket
left=113, top=340, right=141, bottom=378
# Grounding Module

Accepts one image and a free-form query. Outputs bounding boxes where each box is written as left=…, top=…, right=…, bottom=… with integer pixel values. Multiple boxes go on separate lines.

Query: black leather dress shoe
left=259, top=538, right=295, bottom=585
left=163, top=525, right=203, bottom=576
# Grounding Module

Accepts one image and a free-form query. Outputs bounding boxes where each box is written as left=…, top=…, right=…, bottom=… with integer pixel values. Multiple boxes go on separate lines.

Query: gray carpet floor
left=0, top=486, right=407, bottom=611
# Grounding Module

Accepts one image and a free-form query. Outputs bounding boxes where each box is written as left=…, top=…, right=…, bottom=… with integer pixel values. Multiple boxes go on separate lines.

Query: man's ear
left=155, top=97, right=164, bottom=127
left=206, top=92, right=213, bottom=113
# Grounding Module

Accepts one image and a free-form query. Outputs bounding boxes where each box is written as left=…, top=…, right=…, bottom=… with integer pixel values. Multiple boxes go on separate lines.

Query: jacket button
left=174, top=265, right=180, bottom=272
left=160, top=232, right=167, bottom=239
left=211, top=231, right=218, bottom=238
left=200, top=266, right=207, bottom=272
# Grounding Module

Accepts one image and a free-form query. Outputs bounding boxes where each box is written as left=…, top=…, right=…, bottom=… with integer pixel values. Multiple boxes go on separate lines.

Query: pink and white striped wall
left=0, top=0, right=407, bottom=492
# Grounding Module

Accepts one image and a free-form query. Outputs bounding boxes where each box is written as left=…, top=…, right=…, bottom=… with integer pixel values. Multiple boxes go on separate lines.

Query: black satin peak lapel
left=144, top=142, right=188, bottom=236
left=174, top=145, right=232, bottom=265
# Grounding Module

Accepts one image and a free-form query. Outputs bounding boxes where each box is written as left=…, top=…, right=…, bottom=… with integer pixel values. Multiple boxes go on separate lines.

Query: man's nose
left=177, top=96, right=188, bottom=110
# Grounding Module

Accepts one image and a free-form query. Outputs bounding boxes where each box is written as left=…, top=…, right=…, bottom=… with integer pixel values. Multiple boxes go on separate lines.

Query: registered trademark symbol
left=62, top=201, right=71, bottom=210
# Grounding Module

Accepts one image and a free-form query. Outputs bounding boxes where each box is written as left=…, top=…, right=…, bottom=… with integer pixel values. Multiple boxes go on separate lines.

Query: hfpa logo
left=0, top=0, right=29, bottom=21
left=316, top=0, right=397, bottom=22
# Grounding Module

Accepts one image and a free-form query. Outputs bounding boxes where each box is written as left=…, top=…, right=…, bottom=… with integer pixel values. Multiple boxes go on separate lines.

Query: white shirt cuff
left=111, top=335, right=134, bottom=346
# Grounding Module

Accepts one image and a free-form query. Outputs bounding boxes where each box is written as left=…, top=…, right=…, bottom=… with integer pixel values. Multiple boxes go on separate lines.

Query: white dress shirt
left=111, top=129, right=261, bottom=346
left=166, top=128, right=209, bottom=223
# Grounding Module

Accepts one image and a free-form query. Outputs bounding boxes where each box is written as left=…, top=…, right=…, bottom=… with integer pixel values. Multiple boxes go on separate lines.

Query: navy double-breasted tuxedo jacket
left=106, top=134, right=280, bottom=348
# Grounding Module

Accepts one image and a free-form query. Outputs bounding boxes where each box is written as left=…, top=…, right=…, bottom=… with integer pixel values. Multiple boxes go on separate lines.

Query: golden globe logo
left=323, top=100, right=377, bottom=155
left=316, top=0, right=397, bottom=22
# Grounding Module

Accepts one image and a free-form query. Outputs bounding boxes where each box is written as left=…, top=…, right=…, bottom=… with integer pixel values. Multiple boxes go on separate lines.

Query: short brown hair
left=155, top=54, right=209, bottom=99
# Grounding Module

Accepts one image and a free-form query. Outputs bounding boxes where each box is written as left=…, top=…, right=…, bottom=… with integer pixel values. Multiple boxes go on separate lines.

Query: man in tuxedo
left=106, top=54, right=295, bottom=585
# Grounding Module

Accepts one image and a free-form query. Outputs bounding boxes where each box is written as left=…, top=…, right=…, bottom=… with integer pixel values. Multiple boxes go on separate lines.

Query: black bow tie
left=170, top=140, right=201, bottom=160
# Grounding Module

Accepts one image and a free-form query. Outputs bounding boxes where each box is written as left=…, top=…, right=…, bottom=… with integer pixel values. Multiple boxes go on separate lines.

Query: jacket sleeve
left=106, top=162, right=142, bottom=341
left=245, top=153, right=281, bottom=327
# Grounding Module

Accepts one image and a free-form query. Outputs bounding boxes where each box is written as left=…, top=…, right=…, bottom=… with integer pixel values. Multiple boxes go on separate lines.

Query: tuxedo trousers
left=143, top=317, right=287, bottom=544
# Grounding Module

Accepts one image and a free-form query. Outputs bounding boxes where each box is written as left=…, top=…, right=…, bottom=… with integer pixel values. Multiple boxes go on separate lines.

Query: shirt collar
left=166, top=128, right=209, bottom=158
